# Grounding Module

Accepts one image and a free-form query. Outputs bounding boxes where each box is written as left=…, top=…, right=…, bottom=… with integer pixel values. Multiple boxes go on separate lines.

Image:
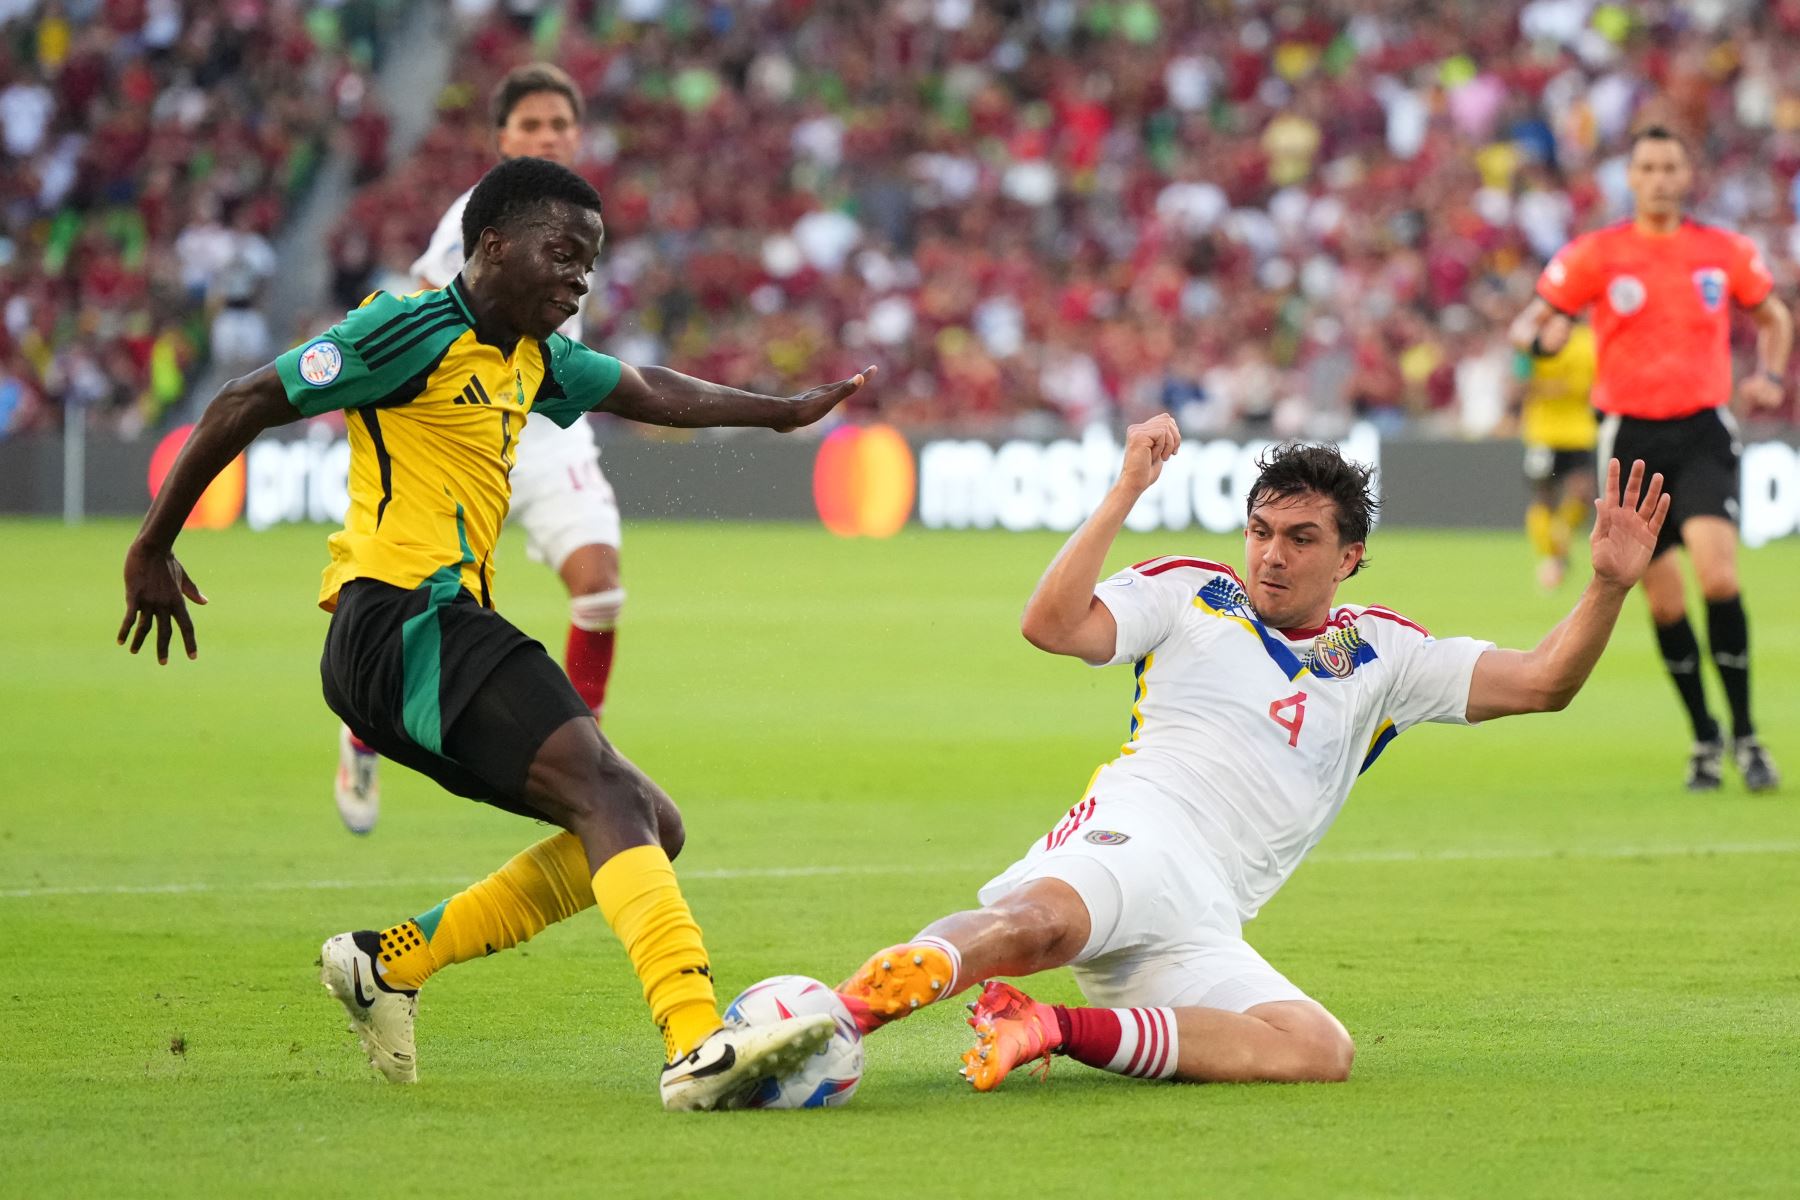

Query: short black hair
left=1629, top=124, right=1688, bottom=156
left=1247, top=443, right=1379, bottom=576
left=461, top=156, right=602, bottom=256
left=491, top=62, right=583, bottom=128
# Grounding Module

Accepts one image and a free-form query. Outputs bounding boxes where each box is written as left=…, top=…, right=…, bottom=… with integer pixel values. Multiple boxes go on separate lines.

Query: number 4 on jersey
left=1269, top=691, right=1307, bottom=748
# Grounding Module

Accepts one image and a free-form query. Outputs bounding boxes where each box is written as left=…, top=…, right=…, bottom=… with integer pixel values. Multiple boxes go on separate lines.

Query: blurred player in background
left=832, top=415, right=1667, bottom=1090
left=336, top=64, right=623, bottom=833
left=1510, top=125, right=1790, bottom=792
left=1507, top=320, right=1596, bottom=590
left=121, top=157, right=878, bottom=1108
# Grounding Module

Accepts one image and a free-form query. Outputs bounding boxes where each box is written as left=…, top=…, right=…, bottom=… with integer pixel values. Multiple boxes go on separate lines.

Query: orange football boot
left=836, top=942, right=957, bottom=1035
left=960, top=980, right=1063, bottom=1092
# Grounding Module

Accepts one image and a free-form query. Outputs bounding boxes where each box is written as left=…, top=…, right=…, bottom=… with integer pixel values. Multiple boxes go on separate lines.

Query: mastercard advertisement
left=147, top=424, right=246, bottom=529
left=811, top=424, right=916, bottom=538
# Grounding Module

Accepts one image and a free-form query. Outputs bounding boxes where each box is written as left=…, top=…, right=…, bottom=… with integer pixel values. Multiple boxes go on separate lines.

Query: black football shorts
left=1595, top=408, right=1740, bottom=558
left=320, top=576, right=591, bottom=817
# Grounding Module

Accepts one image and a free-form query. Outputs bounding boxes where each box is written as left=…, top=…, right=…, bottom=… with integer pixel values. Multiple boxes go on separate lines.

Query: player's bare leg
left=962, top=980, right=1352, bottom=1090
left=837, top=879, right=1091, bottom=1032
left=518, top=718, right=832, bottom=1109
left=1684, top=516, right=1778, bottom=790
left=560, top=543, right=622, bottom=721
left=1643, top=551, right=1725, bottom=789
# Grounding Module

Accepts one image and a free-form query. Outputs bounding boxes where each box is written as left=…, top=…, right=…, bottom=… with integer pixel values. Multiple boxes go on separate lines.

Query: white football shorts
left=508, top=417, right=621, bottom=569
left=977, top=772, right=1311, bottom=1013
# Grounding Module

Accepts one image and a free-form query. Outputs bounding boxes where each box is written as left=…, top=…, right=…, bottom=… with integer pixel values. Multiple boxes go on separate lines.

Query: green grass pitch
left=3, top=517, right=1798, bottom=1197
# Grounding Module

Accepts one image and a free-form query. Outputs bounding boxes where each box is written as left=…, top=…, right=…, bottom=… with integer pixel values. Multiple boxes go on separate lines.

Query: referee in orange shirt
left=1511, top=126, right=1790, bottom=792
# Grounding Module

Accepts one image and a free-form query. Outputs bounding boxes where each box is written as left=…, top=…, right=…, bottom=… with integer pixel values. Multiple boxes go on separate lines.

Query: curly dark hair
left=460, top=156, right=602, bottom=256
left=1246, top=443, right=1379, bottom=576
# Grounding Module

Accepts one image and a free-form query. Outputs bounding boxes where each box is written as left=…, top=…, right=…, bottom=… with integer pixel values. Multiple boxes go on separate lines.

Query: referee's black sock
left=1705, top=595, right=1754, bottom=741
left=1655, top=616, right=1720, bottom=744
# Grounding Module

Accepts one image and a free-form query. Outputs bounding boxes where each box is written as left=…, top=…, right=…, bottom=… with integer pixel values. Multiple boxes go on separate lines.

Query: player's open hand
left=1589, top=458, right=1668, bottom=592
left=776, top=365, right=879, bottom=431
left=118, top=541, right=207, bottom=665
left=1116, top=413, right=1181, bottom=497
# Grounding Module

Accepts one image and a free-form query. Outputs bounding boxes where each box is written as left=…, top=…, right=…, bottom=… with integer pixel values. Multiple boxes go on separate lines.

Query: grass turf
left=3, top=517, right=1797, bottom=1197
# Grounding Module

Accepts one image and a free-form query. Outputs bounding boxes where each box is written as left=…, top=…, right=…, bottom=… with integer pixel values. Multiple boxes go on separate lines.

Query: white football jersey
left=411, top=188, right=599, bottom=469
left=1092, top=555, right=1492, bottom=919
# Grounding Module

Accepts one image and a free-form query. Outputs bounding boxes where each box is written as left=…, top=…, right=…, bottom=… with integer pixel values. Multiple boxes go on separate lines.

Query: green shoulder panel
left=531, top=334, right=623, bottom=428
left=275, top=289, right=470, bottom=416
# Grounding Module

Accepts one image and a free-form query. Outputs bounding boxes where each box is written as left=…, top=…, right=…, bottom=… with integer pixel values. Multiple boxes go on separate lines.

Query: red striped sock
left=1054, top=1005, right=1179, bottom=1079
left=565, top=626, right=616, bottom=716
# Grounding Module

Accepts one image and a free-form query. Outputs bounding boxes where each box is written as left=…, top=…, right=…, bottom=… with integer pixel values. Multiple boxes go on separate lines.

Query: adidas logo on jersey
left=452, top=376, right=494, bottom=406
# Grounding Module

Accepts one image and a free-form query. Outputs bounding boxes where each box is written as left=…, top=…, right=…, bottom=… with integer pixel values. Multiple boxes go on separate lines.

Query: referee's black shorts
left=1596, top=407, right=1741, bottom=559
left=320, top=575, right=591, bottom=818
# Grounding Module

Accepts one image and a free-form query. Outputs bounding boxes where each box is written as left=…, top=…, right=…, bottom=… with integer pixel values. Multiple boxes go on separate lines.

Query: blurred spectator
left=0, top=0, right=394, bottom=438
left=31, top=0, right=1800, bottom=439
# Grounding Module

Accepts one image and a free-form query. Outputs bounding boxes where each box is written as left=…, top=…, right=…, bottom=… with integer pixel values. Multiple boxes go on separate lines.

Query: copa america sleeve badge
left=298, top=339, right=344, bottom=387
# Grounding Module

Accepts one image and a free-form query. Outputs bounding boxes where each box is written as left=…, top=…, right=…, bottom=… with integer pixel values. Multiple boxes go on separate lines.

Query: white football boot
left=334, top=725, right=381, bottom=835
left=320, top=931, right=418, bottom=1082
left=660, top=1014, right=835, bottom=1112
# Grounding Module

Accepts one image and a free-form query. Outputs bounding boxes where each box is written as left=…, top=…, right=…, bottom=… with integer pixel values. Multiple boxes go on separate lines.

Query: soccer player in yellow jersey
left=118, top=157, right=877, bottom=1110
left=1510, top=322, right=1598, bottom=589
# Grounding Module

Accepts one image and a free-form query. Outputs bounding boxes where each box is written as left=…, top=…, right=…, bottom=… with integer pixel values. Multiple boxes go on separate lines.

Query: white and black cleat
left=320, top=930, right=418, bottom=1083
left=1733, top=736, right=1781, bottom=793
left=659, top=1014, right=835, bottom=1112
left=1686, top=739, right=1724, bottom=792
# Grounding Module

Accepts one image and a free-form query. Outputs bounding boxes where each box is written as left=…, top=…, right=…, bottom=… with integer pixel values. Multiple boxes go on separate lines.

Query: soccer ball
left=723, top=974, right=863, bottom=1109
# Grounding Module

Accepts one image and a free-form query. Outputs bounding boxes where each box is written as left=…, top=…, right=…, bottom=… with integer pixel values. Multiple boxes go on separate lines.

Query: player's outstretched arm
left=119, top=365, right=299, bottom=664
left=1020, top=413, right=1180, bottom=664
left=602, top=362, right=877, bottom=431
left=1466, top=458, right=1668, bottom=721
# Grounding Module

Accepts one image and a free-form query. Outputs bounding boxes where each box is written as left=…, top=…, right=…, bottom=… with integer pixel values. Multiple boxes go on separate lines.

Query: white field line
left=3, top=841, right=1798, bottom=901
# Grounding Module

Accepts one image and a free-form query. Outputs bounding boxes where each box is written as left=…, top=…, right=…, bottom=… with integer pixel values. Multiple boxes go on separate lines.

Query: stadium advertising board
left=913, top=423, right=1382, bottom=535
left=5, top=426, right=1800, bottom=542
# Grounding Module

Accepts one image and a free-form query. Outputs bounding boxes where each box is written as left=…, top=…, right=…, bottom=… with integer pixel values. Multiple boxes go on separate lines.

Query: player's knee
left=1289, top=1015, right=1354, bottom=1082
left=655, top=794, right=686, bottom=861
left=1257, top=1002, right=1353, bottom=1082
left=989, top=886, right=1084, bottom=959
left=570, top=587, right=625, bottom=633
left=529, top=724, right=654, bottom=832
left=1311, top=1028, right=1355, bottom=1082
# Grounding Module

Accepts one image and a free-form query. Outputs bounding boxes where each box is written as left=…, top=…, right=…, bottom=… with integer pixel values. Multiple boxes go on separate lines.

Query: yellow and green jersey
left=1517, top=324, right=1597, bottom=451
left=273, top=277, right=621, bottom=611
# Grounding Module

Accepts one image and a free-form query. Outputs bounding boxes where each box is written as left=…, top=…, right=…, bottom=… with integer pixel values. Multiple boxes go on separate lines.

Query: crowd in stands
left=12, top=0, right=1800, bottom=438
left=327, top=0, right=1800, bottom=439
left=0, top=0, right=397, bottom=437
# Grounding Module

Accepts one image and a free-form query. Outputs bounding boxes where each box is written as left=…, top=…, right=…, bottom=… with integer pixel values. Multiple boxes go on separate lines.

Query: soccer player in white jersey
left=335, top=64, right=626, bottom=833
left=836, top=413, right=1669, bottom=1088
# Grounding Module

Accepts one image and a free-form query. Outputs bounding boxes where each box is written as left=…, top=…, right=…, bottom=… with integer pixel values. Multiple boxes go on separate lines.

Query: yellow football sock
left=1526, top=503, right=1559, bottom=559
left=376, top=832, right=594, bottom=990
left=592, top=844, right=722, bottom=1060
left=1560, top=495, right=1589, bottom=538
